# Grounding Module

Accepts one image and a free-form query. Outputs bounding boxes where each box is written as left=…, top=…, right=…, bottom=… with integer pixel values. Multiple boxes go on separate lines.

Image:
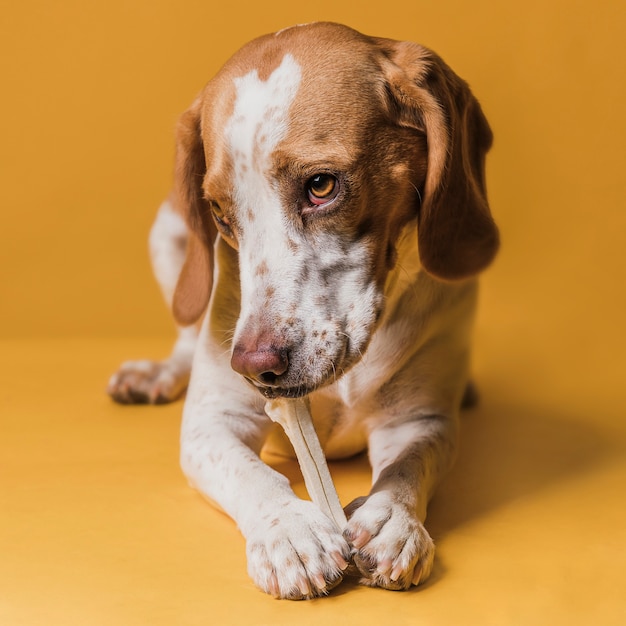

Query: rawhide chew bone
left=265, top=397, right=347, bottom=531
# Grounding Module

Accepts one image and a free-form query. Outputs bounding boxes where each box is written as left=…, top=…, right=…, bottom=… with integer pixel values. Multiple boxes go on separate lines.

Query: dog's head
left=171, top=22, right=498, bottom=398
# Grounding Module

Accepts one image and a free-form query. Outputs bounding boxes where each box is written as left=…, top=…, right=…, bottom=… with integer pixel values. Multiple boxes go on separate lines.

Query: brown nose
left=231, top=342, right=289, bottom=386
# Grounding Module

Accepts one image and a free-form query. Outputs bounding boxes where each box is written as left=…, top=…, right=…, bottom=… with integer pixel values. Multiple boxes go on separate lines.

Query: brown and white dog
left=109, top=22, right=498, bottom=599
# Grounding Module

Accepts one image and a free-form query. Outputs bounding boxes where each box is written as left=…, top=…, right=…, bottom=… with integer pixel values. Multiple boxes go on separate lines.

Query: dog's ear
left=379, top=40, right=499, bottom=280
left=171, top=98, right=217, bottom=325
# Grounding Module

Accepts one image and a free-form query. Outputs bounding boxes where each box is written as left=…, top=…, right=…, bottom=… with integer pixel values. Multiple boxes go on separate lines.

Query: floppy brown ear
left=380, top=41, right=499, bottom=280
left=171, top=99, right=217, bottom=325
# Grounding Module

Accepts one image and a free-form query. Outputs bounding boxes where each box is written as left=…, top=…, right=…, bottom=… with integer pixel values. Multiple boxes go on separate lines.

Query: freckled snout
left=231, top=338, right=290, bottom=387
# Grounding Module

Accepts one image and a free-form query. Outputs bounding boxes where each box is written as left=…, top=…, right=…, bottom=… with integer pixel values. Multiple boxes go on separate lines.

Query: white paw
left=344, top=492, right=435, bottom=590
left=107, top=359, right=189, bottom=404
left=246, top=500, right=351, bottom=599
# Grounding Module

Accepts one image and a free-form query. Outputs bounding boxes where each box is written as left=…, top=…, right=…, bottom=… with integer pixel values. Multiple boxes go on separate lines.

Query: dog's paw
left=107, top=359, right=189, bottom=404
left=246, top=500, right=351, bottom=600
left=344, top=492, right=435, bottom=590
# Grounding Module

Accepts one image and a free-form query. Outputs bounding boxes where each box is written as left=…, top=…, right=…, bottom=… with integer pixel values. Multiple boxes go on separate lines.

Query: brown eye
left=211, top=202, right=230, bottom=229
left=307, top=174, right=338, bottom=205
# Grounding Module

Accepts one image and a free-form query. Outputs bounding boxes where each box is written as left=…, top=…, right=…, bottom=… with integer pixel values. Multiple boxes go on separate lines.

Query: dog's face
left=171, top=23, right=498, bottom=398
left=204, top=39, right=426, bottom=397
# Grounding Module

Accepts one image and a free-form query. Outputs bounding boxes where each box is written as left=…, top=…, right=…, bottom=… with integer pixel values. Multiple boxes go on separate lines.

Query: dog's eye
left=210, top=202, right=230, bottom=229
left=306, top=174, right=339, bottom=205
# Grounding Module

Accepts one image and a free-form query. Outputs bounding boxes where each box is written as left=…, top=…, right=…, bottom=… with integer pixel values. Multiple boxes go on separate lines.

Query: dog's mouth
left=243, top=377, right=316, bottom=399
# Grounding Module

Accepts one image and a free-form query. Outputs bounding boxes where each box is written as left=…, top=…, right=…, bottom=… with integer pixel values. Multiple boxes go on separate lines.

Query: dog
left=108, top=22, right=498, bottom=599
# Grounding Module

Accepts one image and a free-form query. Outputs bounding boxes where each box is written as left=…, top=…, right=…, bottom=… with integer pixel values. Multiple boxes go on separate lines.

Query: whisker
left=338, top=330, right=366, bottom=364
left=330, top=358, right=337, bottom=384
left=218, top=327, right=236, bottom=348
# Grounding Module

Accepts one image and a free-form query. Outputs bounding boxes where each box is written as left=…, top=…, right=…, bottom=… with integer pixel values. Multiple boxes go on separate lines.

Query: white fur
left=226, top=53, right=301, bottom=172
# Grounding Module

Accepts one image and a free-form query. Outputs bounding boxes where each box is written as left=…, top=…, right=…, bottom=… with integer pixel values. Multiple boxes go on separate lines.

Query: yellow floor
left=1, top=336, right=625, bottom=626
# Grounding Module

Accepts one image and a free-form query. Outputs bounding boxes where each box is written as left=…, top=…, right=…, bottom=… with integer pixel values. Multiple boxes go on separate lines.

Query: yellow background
left=1, top=0, right=625, bottom=624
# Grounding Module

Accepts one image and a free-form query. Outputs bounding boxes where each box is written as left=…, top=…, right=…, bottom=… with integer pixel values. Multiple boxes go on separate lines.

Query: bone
left=265, top=397, right=347, bottom=531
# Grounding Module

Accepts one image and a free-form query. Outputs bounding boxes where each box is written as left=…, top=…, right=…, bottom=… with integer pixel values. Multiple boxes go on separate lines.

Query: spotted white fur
left=224, top=54, right=303, bottom=340
left=226, top=53, right=301, bottom=168
left=225, top=54, right=383, bottom=394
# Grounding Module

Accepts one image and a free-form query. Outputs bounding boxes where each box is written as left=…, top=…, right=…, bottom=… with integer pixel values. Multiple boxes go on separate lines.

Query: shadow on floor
left=426, top=394, right=622, bottom=539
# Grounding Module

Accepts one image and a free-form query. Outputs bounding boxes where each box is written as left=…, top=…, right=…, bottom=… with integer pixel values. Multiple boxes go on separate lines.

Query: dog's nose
left=231, top=342, right=289, bottom=386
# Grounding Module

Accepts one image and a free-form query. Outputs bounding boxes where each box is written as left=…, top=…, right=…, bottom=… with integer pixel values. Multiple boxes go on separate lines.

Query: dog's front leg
left=180, top=365, right=351, bottom=599
left=344, top=412, right=458, bottom=590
